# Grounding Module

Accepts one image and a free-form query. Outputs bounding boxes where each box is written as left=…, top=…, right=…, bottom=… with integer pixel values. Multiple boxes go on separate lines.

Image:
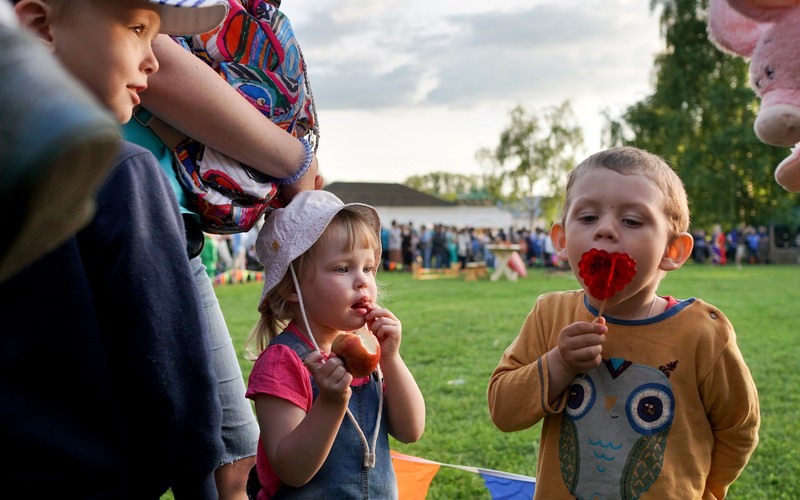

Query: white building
left=324, top=182, right=513, bottom=229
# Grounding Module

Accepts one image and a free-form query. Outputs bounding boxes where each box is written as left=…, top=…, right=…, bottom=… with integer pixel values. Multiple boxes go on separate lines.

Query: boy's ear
left=14, top=0, right=56, bottom=46
left=550, top=223, right=569, bottom=261
left=660, top=232, right=694, bottom=271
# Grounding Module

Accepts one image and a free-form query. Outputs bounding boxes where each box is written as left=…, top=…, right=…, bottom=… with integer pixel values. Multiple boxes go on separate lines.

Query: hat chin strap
left=288, top=262, right=382, bottom=469
left=289, top=262, right=321, bottom=352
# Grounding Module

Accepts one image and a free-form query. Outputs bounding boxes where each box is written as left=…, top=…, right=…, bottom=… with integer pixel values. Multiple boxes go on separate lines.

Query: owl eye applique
left=565, top=375, right=596, bottom=420
left=626, top=383, right=674, bottom=435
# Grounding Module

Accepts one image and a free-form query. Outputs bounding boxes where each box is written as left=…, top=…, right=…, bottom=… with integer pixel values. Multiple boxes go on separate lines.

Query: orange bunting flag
left=391, top=451, right=440, bottom=500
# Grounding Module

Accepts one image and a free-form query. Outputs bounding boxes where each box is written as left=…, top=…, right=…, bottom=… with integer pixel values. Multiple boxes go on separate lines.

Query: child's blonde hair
left=561, top=146, right=690, bottom=238
left=245, top=207, right=382, bottom=360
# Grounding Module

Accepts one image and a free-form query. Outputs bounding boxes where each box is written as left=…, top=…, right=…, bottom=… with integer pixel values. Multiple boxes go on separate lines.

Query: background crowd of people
left=200, top=219, right=796, bottom=278
left=375, top=221, right=793, bottom=274
left=201, top=226, right=263, bottom=277
left=691, top=224, right=777, bottom=267
left=378, top=222, right=562, bottom=272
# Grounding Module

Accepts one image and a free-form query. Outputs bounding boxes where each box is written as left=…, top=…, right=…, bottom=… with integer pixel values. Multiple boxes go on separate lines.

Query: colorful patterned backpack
left=142, top=0, right=318, bottom=234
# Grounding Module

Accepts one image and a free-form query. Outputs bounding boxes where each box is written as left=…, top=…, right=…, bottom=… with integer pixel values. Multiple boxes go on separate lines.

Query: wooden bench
left=463, top=261, right=488, bottom=281
left=412, top=261, right=462, bottom=280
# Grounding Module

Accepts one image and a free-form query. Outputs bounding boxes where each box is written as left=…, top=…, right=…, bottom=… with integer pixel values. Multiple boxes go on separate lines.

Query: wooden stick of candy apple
left=578, top=249, right=637, bottom=322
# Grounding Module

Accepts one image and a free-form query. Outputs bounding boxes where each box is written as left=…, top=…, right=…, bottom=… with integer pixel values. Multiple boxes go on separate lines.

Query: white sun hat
left=145, top=0, right=229, bottom=36
left=255, top=190, right=381, bottom=312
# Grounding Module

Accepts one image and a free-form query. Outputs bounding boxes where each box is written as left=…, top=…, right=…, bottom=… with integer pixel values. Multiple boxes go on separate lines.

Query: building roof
left=324, top=182, right=455, bottom=207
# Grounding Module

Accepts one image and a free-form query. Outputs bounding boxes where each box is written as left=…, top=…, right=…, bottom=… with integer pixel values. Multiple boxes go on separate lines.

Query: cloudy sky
left=280, top=0, right=665, bottom=186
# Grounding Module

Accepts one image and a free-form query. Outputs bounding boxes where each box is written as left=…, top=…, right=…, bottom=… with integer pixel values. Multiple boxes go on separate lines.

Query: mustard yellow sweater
left=488, top=290, right=760, bottom=499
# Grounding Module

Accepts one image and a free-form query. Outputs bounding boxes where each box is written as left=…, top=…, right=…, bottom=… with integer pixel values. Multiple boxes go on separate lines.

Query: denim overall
left=269, top=332, right=398, bottom=499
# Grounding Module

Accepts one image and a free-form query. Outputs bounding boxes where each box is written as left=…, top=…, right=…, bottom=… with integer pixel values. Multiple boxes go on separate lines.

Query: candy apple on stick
left=578, top=249, right=637, bottom=321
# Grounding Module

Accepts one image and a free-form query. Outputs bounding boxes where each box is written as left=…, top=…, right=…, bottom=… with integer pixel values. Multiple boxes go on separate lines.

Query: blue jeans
left=191, top=256, right=259, bottom=465
left=422, top=246, right=432, bottom=269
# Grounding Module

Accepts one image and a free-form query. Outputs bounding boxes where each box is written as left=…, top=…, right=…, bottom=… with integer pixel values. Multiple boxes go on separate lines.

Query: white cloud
left=280, top=0, right=664, bottom=185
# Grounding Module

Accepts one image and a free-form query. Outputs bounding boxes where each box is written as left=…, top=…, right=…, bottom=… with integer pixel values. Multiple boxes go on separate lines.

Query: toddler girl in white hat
left=245, top=190, right=425, bottom=499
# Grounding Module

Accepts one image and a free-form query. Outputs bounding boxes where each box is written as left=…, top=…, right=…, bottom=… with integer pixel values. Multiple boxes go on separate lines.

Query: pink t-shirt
left=245, top=323, right=371, bottom=499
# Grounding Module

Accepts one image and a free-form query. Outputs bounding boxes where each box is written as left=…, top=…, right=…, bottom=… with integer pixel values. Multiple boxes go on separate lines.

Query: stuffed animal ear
left=707, top=0, right=770, bottom=56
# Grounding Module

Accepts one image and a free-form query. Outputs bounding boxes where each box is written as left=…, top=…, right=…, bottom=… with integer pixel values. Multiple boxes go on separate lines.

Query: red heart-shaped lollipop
left=578, top=249, right=637, bottom=300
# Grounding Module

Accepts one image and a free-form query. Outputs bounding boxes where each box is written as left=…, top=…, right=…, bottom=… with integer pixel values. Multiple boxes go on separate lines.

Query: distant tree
left=403, top=172, right=484, bottom=202
left=605, top=0, right=799, bottom=228
left=477, top=100, right=584, bottom=224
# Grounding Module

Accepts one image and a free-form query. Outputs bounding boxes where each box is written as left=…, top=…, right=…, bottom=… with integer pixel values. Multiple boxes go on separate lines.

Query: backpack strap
left=132, top=106, right=187, bottom=151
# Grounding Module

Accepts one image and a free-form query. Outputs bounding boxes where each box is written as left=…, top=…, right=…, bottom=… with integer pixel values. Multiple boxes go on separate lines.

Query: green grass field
left=216, top=263, right=800, bottom=499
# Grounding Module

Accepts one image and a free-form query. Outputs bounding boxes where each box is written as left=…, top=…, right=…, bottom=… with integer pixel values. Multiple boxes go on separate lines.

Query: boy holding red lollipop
left=488, top=147, right=760, bottom=499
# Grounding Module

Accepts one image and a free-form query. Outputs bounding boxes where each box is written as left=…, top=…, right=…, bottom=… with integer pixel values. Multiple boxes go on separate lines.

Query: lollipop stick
left=593, top=299, right=607, bottom=323
left=593, top=258, right=615, bottom=323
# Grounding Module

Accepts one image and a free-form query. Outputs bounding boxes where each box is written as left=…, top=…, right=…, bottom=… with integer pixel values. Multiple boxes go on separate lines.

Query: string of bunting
left=391, top=450, right=536, bottom=499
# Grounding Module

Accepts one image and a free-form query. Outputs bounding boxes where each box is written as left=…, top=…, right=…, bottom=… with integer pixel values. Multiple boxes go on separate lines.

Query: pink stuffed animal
left=708, top=0, right=800, bottom=191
